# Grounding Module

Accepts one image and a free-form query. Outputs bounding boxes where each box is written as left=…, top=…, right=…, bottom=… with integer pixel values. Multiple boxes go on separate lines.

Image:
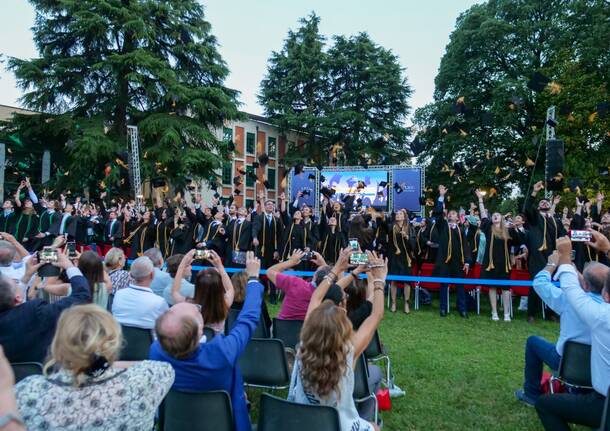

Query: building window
left=246, top=132, right=255, bottom=154
left=246, top=165, right=255, bottom=187
left=267, top=167, right=276, bottom=190
left=223, top=127, right=233, bottom=142
left=221, top=162, right=232, bottom=185
left=267, top=137, right=277, bottom=158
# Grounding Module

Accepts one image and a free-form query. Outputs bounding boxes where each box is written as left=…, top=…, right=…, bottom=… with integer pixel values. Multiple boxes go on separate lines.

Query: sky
left=0, top=0, right=483, bottom=118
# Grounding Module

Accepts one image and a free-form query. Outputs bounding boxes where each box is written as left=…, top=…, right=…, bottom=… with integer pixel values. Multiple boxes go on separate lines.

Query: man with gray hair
left=144, top=247, right=172, bottom=298
left=111, top=256, right=168, bottom=329
left=0, top=233, right=31, bottom=287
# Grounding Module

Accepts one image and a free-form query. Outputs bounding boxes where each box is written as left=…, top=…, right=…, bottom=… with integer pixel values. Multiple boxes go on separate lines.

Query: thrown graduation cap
left=228, top=195, right=234, bottom=205
left=320, top=175, right=326, bottom=183
left=263, top=180, right=272, bottom=189
left=597, top=102, right=609, bottom=119
left=233, top=176, right=242, bottom=185
left=419, top=196, right=427, bottom=205
left=227, top=141, right=235, bottom=151
left=568, top=178, right=583, bottom=193
left=294, top=163, right=304, bottom=175
left=316, top=164, right=324, bottom=171
left=252, top=162, right=260, bottom=169
left=600, top=166, right=609, bottom=176
left=213, top=192, right=220, bottom=199
left=258, top=153, right=269, bottom=167
left=546, top=118, right=558, bottom=128
left=410, top=136, right=425, bottom=156
left=393, top=182, right=404, bottom=194
left=527, top=71, right=551, bottom=93
left=233, top=188, right=241, bottom=195
left=237, top=166, right=246, bottom=175
left=308, top=173, right=316, bottom=180
left=379, top=181, right=388, bottom=188
left=320, top=186, right=336, bottom=198
left=357, top=181, right=366, bottom=190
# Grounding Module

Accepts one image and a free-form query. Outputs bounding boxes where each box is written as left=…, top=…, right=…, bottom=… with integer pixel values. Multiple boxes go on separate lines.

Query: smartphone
left=300, top=251, right=314, bottom=261
left=232, top=251, right=247, bottom=265
left=66, top=241, right=77, bottom=258
left=570, top=230, right=591, bottom=242
left=349, top=252, right=369, bottom=266
left=349, top=238, right=359, bottom=251
left=38, top=247, right=58, bottom=264
left=194, top=249, right=211, bottom=260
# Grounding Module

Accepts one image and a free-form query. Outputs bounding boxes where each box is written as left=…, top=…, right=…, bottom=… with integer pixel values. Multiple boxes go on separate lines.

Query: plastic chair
left=120, top=325, right=153, bottom=360
left=353, top=354, right=379, bottom=424
left=364, top=330, right=392, bottom=387
left=239, top=338, right=290, bottom=390
left=160, top=390, right=234, bottom=431
left=225, top=308, right=269, bottom=338
left=550, top=340, right=592, bottom=393
left=257, top=392, right=341, bottom=431
left=11, top=362, right=43, bottom=383
left=271, top=318, right=303, bottom=352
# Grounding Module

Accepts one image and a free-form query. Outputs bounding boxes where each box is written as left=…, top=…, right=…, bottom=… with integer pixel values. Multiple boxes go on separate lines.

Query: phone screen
left=67, top=242, right=77, bottom=258
left=570, top=230, right=591, bottom=242
left=349, top=239, right=359, bottom=251
left=349, top=252, right=369, bottom=265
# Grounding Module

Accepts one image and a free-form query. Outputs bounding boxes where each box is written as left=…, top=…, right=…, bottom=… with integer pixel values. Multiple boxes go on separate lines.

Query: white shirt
left=112, top=284, right=168, bottom=329
left=556, top=264, right=610, bottom=396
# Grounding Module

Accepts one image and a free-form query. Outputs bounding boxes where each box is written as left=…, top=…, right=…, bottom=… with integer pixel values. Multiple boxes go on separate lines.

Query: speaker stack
left=545, top=139, right=565, bottom=191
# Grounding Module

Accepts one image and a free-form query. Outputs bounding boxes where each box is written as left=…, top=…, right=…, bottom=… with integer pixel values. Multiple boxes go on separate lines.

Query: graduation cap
left=599, top=166, right=609, bottom=177
left=377, top=191, right=385, bottom=198
left=320, top=187, right=336, bottom=198
left=294, top=163, right=304, bottom=175
left=393, top=182, right=404, bottom=194
left=453, top=162, right=465, bottom=176
left=527, top=71, right=551, bottom=93
left=419, top=196, right=427, bottom=205
left=356, top=198, right=363, bottom=206
left=597, top=102, right=609, bottom=119
left=227, top=195, right=234, bottom=205
left=213, top=192, right=220, bottom=199
left=320, top=175, right=326, bottom=183
left=233, top=176, right=242, bottom=185
left=546, top=118, right=558, bottom=128
left=568, top=178, right=583, bottom=193
left=227, top=141, right=235, bottom=152
left=410, top=137, right=425, bottom=156
left=316, top=164, right=324, bottom=171
left=379, top=181, right=388, bottom=188
left=356, top=181, right=366, bottom=190
left=247, top=171, right=258, bottom=182
left=258, top=153, right=269, bottom=167
left=210, top=181, right=218, bottom=191
left=308, top=173, right=316, bottom=181
left=237, top=166, right=246, bottom=175
left=252, top=162, right=260, bottom=169
left=233, top=188, right=241, bottom=196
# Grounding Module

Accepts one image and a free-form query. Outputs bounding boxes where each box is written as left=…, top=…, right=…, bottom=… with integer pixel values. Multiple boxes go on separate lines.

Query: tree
left=258, top=13, right=328, bottom=165
left=5, top=0, right=241, bottom=195
left=259, top=14, right=412, bottom=166
left=326, top=33, right=412, bottom=164
left=413, top=0, right=609, bottom=208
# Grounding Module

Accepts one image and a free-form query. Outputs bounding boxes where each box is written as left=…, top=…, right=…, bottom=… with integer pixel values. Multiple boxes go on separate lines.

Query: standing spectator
left=111, top=256, right=168, bottom=329
left=0, top=250, right=90, bottom=362
left=150, top=251, right=264, bottom=431
left=16, top=304, right=174, bottom=430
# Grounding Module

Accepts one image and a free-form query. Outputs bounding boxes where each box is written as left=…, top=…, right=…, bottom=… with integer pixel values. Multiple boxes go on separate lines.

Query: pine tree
left=6, top=0, right=241, bottom=195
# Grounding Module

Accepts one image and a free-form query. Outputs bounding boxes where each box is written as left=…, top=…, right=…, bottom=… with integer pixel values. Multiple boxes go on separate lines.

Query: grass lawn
left=257, top=294, right=574, bottom=431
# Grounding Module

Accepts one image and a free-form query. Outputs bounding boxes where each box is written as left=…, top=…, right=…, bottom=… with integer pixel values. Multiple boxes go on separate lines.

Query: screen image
left=289, top=168, right=317, bottom=209
left=321, top=169, right=389, bottom=210
left=392, top=167, right=422, bottom=213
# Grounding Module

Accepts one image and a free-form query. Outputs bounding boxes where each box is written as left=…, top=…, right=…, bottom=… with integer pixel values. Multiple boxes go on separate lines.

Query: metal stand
left=127, top=125, right=143, bottom=211
left=544, top=106, right=556, bottom=201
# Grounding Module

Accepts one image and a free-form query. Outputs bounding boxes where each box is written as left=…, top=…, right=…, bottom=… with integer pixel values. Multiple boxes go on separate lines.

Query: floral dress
left=16, top=360, right=174, bottom=431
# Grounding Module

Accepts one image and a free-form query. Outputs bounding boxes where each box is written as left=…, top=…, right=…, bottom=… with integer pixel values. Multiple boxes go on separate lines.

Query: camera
left=38, top=247, right=58, bottom=264
left=300, top=251, right=314, bottom=261
left=195, top=249, right=211, bottom=260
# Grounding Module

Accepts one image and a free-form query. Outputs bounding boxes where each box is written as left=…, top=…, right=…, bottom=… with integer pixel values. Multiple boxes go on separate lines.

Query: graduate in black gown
left=154, top=207, right=172, bottom=259
left=252, top=194, right=283, bottom=303
left=432, top=185, right=472, bottom=317
left=225, top=206, right=252, bottom=268
left=524, top=181, right=566, bottom=322
left=279, top=201, right=307, bottom=262
left=318, top=211, right=345, bottom=264
left=126, top=211, right=157, bottom=258
left=11, top=195, right=39, bottom=251
left=571, top=198, right=599, bottom=272
left=385, top=209, right=415, bottom=313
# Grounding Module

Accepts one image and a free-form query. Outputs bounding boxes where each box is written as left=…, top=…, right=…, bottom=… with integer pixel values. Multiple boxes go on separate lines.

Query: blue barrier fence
left=126, top=260, right=552, bottom=287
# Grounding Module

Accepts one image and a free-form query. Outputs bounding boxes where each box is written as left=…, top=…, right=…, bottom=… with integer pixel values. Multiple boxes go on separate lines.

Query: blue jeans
left=524, top=336, right=561, bottom=399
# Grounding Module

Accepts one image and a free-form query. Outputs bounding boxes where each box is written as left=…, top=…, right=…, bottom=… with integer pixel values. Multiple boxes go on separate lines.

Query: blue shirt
left=533, top=269, right=602, bottom=355
left=149, top=279, right=263, bottom=431
left=150, top=267, right=172, bottom=298
left=556, top=264, right=610, bottom=396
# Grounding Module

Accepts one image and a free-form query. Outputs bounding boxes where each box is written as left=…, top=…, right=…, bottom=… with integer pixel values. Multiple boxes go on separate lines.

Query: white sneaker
left=491, top=312, right=499, bottom=321
left=504, top=314, right=511, bottom=322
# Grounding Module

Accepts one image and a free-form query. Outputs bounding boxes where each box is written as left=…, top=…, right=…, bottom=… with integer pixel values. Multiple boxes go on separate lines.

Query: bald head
left=155, top=303, right=203, bottom=359
left=583, top=262, right=609, bottom=295
left=0, top=241, right=16, bottom=266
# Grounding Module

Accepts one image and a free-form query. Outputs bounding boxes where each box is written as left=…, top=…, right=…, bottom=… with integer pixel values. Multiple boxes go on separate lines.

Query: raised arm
left=265, top=249, right=305, bottom=285
left=171, top=249, right=196, bottom=304
left=205, top=249, right=234, bottom=308
left=525, top=181, right=544, bottom=225
left=305, top=247, right=351, bottom=320
left=475, top=188, right=488, bottom=219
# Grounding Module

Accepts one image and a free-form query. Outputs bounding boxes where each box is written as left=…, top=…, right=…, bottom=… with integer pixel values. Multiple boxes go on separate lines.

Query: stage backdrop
left=289, top=165, right=424, bottom=215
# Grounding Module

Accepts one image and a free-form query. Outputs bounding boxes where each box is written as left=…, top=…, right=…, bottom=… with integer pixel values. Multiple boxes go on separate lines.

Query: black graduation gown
left=524, top=199, right=566, bottom=277
left=318, top=216, right=344, bottom=264
left=252, top=212, right=282, bottom=268
left=479, top=218, right=513, bottom=280
left=280, top=211, right=307, bottom=261
left=386, top=221, right=415, bottom=276
left=431, top=200, right=472, bottom=277
left=126, top=222, right=157, bottom=258
left=11, top=209, right=39, bottom=251
left=0, top=211, right=16, bottom=234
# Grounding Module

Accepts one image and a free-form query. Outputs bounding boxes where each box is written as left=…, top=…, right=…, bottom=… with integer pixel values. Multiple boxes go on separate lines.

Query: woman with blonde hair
left=475, top=189, right=514, bottom=321
left=15, top=304, right=174, bottom=430
left=289, top=248, right=386, bottom=431
left=105, top=247, right=130, bottom=293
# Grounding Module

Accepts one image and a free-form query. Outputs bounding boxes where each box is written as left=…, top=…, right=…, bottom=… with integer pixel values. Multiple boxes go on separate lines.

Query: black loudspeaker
left=545, top=139, right=565, bottom=191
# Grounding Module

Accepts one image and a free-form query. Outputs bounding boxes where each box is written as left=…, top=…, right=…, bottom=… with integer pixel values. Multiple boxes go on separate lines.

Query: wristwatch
left=0, top=413, right=25, bottom=428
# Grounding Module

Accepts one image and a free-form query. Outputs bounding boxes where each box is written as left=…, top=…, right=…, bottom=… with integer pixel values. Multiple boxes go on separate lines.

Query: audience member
left=288, top=248, right=386, bottom=431
left=0, top=234, right=30, bottom=286
left=111, top=256, right=168, bottom=329
left=78, top=250, right=112, bottom=309
left=0, top=345, right=26, bottom=431
left=104, top=247, right=130, bottom=293
left=150, top=251, right=263, bottom=431
left=144, top=247, right=172, bottom=297
left=266, top=249, right=332, bottom=320
left=0, top=250, right=89, bottom=362
left=164, top=253, right=194, bottom=305
left=231, top=270, right=271, bottom=331
left=535, top=234, right=610, bottom=430
left=15, top=304, right=174, bottom=430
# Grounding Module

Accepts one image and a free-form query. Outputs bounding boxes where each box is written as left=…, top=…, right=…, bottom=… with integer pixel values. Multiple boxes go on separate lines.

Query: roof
left=0, top=104, right=39, bottom=121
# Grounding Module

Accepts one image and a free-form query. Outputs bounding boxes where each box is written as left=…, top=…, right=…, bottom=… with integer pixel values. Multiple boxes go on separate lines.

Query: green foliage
left=5, top=0, right=241, bottom=196
left=259, top=13, right=412, bottom=166
left=414, top=0, right=610, bottom=209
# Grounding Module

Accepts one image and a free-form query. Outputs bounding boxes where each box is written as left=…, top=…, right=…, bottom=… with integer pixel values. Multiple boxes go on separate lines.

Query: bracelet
left=546, top=262, right=557, bottom=267
left=374, top=286, right=384, bottom=293
left=350, top=271, right=359, bottom=279
left=372, top=279, right=385, bottom=285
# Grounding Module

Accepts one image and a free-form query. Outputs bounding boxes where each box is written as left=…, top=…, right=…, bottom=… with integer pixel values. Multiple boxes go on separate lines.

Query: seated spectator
left=345, top=278, right=373, bottom=330
left=288, top=248, right=385, bottom=431
left=163, top=254, right=194, bottom=305
left=0, top=234, right=30, bottom=289
left=0, top=345, right=25, bottom=431
left=144, top=247, right=172, bottom=297
left=112, top=256, right=168, bottom=329
left=535, top=234, right=610, bottom=430
left=0, top=250, right=89, bottom=363
left=266, top=249, right=331, bottom=320
left=105, top=247, right=130, bottom=293
left=16, top=304, right=174, bottom=430
left=150, top=251, right=263, bottom=431
left=231, top=270, right=271, bottom=331
left=515, top=253, right=606, bottom=406
left=171, top=249, right=234, bottom=334
left=78, top=250, right=112, bottom=309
